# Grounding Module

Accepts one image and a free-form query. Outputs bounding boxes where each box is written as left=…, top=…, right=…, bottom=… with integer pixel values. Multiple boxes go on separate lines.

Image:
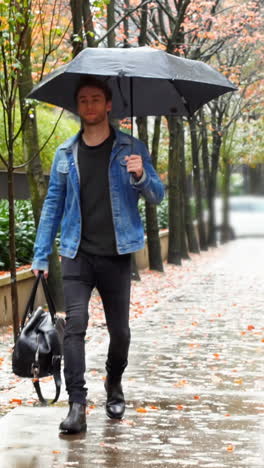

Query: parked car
left=214, top=195, right=264, bottom=238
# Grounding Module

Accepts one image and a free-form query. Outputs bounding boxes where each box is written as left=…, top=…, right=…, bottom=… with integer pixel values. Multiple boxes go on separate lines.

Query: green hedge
left=0, top=200, right=36, bottom=270
left=0, top=198, right=172, bottom=271
left=0, top=200, right=63, bottom=271
left=0, top=196, right=199, bottom=271
left=0, top=105, right=79, bottom=171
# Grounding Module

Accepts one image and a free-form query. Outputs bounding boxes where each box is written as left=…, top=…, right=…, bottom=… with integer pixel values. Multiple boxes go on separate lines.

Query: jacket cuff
left=31, top=259, right=49, bottom=272
left=130, top=169, right=147, bottom=185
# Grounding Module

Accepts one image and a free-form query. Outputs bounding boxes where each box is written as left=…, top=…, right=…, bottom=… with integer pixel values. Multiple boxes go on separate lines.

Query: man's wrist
left=132, top=169, right=146, bottom=184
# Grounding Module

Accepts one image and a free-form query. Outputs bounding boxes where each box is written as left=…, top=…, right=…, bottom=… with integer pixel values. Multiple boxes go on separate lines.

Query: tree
left=17, top=0, right=72, bottom=309
left=136, top=0, right=164, bottom=271
left=0, top=0, right=33, bottom=339
left=0, top=0, right=73, bottom=340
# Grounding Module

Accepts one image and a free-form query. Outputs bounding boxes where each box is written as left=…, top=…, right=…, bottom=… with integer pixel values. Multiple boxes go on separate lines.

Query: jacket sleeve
left=31, top=149, right=66, bottom=271
left=130, top=140, right=164, bottom=204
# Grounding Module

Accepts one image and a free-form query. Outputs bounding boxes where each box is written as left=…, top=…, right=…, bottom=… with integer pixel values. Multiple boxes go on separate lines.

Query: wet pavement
left=0, top=238, right=263, bottom=467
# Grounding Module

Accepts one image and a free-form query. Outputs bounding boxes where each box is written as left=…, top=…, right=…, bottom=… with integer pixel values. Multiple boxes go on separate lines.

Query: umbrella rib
left=169, top=79, right=191, bottom=116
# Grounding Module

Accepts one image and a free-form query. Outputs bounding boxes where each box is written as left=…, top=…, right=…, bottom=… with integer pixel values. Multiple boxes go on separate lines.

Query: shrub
left=138, top=196, right=169, bottom=231
left=0, top=200, right=36, bottom=271
left=0, top=199, right=62, bottom=271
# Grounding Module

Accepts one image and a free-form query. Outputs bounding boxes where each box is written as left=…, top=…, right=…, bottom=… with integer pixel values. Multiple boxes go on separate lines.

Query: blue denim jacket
left=32, top=128, right=164, bottom=271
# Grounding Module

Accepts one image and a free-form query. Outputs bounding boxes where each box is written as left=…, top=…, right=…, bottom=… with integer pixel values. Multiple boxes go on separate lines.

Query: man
left=32, top=76, right=164, bottom=434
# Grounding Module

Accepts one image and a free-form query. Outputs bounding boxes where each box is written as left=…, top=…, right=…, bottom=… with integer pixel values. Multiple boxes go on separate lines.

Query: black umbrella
left=28, top=46, right=236, bottom=118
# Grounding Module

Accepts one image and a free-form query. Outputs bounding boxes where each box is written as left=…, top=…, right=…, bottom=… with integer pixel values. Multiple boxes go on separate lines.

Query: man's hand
left=32, top=269, right=48, bottom=279
left=125, top=155, right=143, bottom=180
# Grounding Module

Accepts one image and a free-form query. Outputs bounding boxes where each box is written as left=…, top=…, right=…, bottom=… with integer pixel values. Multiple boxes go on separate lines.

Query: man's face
left=76, top=86, right=112, bottom=126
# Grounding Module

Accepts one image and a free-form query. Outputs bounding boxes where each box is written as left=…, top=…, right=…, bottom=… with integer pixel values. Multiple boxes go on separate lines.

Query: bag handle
left=40, top=274, right=56, bottom=323
left=21, top=274, right=41, bottom=329
left=21, top=272, right=56, bottom=329
left=32, top=355, right=62, bottom=405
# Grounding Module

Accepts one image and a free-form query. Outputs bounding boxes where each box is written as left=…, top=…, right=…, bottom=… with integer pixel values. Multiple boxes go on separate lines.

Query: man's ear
left=106, top=100, right=112, bottom=113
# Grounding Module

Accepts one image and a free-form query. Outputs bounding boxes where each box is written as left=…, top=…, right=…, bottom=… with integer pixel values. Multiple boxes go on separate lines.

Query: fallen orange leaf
left=9, top=399, right=22, bottom=405
left=136, top=407, right=148, bottom=413
left=226, top=444, right=234, bottom=452
left=213, top=353, right=220, bottom=359
left=52, top=450, right=61, bottom=454
left=149, top=405, right=159, bottom=410
left=234, top=378, right=243, bottom=384
left=176, top=405, right=184, bottom=410
left=247, top=325, right=255, bottom=331
left=173, top=379, right=188, bottom=387
left=193, top=395, right=200, bottom=400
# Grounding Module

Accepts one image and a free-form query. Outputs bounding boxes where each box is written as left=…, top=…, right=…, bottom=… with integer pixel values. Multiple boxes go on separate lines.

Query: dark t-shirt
left=77, top=129, right=117, bottom=256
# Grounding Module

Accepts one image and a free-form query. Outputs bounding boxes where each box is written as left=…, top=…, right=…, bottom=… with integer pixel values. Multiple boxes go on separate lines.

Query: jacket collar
left=61, top=127, right=133, bottom=153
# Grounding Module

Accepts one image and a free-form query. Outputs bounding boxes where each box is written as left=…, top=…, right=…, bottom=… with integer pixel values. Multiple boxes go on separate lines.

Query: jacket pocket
left=119, top=157, right=127, bottom=167
left=57, top=159, right=69, bottom=174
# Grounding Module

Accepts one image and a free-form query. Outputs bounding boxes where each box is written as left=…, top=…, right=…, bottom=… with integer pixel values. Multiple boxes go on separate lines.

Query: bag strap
left=21, top=272, right=57, bottom=329
left=40, top=274, right=56, bottom=323
left=21, top=274, right=41, bottom=329
left=22, top=273, right=62, bottom=404
left=32, top=355, right=62, bottom=405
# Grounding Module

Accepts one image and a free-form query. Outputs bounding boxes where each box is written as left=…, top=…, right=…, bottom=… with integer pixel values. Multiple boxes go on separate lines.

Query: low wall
left=135, top=229, right=169, bottom=269
left=0, top=230, right=169, bottom=327
left=0, top=270, right=45, bottom=327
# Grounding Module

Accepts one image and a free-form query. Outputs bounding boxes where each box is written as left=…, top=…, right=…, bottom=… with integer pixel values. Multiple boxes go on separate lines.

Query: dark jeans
left=61, top=252, right=131, bottom=405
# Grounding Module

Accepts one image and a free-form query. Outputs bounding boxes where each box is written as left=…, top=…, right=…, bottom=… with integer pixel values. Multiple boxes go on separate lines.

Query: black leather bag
left=12, top=273, right=65, bottom=404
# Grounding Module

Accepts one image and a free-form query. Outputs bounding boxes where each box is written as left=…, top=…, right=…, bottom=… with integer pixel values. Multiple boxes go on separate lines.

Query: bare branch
left=155, top=0, right=175, bottom=23
left=96, top=0, right=153, bottom=45
left=0, top=153, right=8, bottom=168
left=14, top=109, right=64, bottom=170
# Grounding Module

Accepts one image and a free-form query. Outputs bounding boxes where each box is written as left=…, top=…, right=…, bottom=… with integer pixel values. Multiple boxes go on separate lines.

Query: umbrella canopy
left=28, top=46, right=237, bottom=118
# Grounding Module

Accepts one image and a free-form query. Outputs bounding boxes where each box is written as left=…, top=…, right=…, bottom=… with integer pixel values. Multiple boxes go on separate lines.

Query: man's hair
left=74, top=76, right=112, bottom=103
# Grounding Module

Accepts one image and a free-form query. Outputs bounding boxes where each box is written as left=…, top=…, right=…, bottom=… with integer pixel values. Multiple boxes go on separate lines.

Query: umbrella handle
left=129, top=77, right=137, bottom=178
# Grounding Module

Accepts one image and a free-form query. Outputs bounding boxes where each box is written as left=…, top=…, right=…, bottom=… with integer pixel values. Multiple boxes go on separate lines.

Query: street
left=0, top=238, right=263, bottom=467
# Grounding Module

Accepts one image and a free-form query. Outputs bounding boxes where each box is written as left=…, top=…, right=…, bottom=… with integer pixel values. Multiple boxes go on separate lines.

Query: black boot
left=105, top=376, right=125, bottom=419
left=59, top=402, right=87, bottom=433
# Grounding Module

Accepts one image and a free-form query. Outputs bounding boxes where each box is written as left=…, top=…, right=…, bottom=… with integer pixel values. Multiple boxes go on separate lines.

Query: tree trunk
left=200, top=109, right=210, bottom=203
left=136, top=117, right=163, bottom=272
left=167, top=116, right=182, bottom=265
left=107, top=0, right=116, bottom=47
left=207, top=131, right=222, bottom=246
left=177, top=118, right=189, bottom=259
left=8, top=165, right=19, bottom=341
left=18, top=20, right=64, bottom=311
left=83, top=0, right=96, bottom=47
left=248, top=165, right=264, bottom=195
left=70, top=0, right=84, bottom=56
left=189, top=116, right=208, bottom=250
left=123, top=0, right=130, bottom=47
left=220, top=157, right=231, bottom=243
left=138, top=1, right=148, bottom=47
left=180, top=123, right=199, bottom=254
